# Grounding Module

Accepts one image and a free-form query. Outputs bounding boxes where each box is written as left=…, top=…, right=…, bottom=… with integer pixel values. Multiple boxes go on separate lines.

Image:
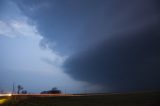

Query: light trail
left=0, top=93, right=12, bottom=97
left=0, top=94, right=11, bottom=105
left=11, top=94, right=81, bottom=97
left=0, top=99, right=7, bottom=104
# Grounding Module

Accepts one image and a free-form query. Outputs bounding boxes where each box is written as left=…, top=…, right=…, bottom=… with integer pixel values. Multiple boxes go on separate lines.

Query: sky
left=0, top=0, right=160, bottom=93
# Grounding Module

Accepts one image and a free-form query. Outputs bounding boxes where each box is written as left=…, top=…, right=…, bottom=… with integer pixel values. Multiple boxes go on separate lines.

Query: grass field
left=1, top=92, right=160, bottom=106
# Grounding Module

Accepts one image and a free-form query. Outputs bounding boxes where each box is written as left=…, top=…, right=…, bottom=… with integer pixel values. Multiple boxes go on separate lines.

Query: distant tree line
left=41, top=87, right=61, bottom=94
left=1, top=84, right=61, bottom=94
left=17, top=85, right=27, bottom=94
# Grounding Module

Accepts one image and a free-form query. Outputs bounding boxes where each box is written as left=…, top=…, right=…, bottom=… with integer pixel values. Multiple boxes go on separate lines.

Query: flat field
left=2, top=92, right=160, bottom=106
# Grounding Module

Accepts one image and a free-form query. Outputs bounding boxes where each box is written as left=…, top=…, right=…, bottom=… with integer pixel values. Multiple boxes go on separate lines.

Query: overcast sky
left=0, top=0, right=160, bottom=93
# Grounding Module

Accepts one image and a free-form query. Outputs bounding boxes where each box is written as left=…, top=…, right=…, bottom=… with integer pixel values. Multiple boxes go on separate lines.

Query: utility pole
left=12, top=82, right=15, bottom=94
left=65, top=88, right=66, bottom=95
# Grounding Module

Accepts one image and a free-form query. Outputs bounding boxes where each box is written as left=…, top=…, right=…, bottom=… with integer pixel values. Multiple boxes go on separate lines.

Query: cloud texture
left=14, top=0, right=160, bottom=92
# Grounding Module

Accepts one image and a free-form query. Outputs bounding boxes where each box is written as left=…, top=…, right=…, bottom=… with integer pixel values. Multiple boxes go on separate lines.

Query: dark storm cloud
left=15, top=0, right=160, bottom=54
left=14, top=0, right=160, bottom=92
left=64, top=29, right=160, bottom=92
